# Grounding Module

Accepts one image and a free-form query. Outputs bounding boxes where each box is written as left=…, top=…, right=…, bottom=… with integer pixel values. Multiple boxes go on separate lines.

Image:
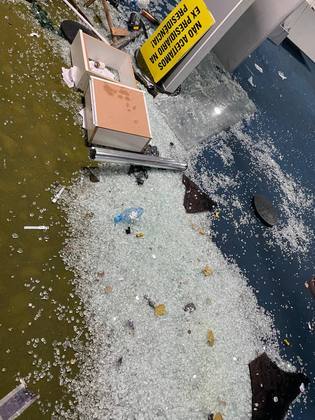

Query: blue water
left=201, top=39, right=315, bottom=419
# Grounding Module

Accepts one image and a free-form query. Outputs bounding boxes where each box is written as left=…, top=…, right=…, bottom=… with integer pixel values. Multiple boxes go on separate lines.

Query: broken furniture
left=213, top=0, right=304, bottom=72
left=71, top=30, right=137, bottom=91
left=85, top=76, right=151, bottom=152
left=153, top=0, right=256, bottom=93
left=90, top=147, right=187, bottom=171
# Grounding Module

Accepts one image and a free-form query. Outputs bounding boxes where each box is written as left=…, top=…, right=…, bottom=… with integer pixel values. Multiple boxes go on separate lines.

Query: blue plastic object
left=114, top=207, right=144, bottom=224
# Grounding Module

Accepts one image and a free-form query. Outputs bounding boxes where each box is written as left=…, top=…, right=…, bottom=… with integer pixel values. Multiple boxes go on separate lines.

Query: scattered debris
left=198, top=228, right=205, bottom=235
left=207, top=329, right=215, bottom=346
left=60, top=19, right=97, bottom=43
left=88, top=167, right=100, bottom=183
left=182, top=175, right=216, bottom=213
left=128, top=12, right=141, bottom=31
left=101, top=0, right=129, bottom=39
left=154, top=304, right=167, bottom=317
left=104, top=285, right=113, bottom=294
left=248, top=76, right=256, bottom=87
left=135, top=232, right=144, bottom=238
left=213, top=210, right=220, bottom=220
left=249, top=353, right=309, bottom=420
left=202, top=265, right=214, bottom=277
left=117, top=356, right=123, bottom=367
left=89, top=60, right=118, bottom=81
left=52, top=186, right=65, bottom=203
left=111, top=30, right=143, bottom=49
left=127, top=319, right=135, bottom=332
left=283, top=338, right=290, bottom=346
left=125, top=227, right=131, bottom=234
left=62, top=66, right=76, bottom=88
left=114, top=207, right=144, bottom=224
left=213, top=413, right=224, bottom=420
left=29, top=32, right=40, bottom=38
left=254, top=63, right=263, bottom=73
left=144, top=295, right=155, bottom=308
left=0, top=379, right=39, bottom=419
left=184, top=302, right=196, bottom=313
left=97, top=271, right=105, bottom=277
left=24, top=226, right=49, bottom=230
left=61, top=0, right=108, bottom=43
left=278, top=71, right=287, bottom=80
left=140, top=9, right=160, bottom=26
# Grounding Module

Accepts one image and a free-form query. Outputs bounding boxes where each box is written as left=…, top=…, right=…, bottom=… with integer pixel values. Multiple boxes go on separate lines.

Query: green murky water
left=0, top=1, right=90, bottom=417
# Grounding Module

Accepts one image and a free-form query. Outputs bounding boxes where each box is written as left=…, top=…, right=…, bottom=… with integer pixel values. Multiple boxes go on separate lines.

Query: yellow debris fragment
left=154, top=304, right=167, bottom=317
left=213, top=210, right=220, bottom=220
left=104, top=285, right=113, bottom=294
left=135, top=232, right=144, bottom=238
left=283, top=338, right=290, bottom=346
left=214, top=413, right=223, bottom=420
left=198, top=228, right=205, bottom=235
left=207, top=329, right=215, bottom=346
left=202, top=265, right=214, bottom=276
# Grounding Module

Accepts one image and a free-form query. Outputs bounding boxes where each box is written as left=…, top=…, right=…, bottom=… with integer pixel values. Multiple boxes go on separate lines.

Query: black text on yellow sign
left=139, top=0, right=215, bottom=83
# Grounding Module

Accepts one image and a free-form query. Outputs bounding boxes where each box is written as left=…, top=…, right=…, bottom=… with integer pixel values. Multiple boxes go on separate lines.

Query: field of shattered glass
left=0, top=1, right=314, bottom=419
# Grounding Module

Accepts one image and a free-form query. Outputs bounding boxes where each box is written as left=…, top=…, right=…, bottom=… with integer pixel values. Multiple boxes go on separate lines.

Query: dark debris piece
left=307, top=275, right=315, bottom=298
left=82, top=166, right=100, bottom=183
left=253, top=195, right=278, bottom=227
left=249, top=353, right=309, bottom=420
left=182, top=175, right=216, bottom=214
left=125, top=227, right=131, bottom=235
left=128, top=165, right=148, bottom=185
left=144, top=294, right=155, bottom=308
left=127, top=319, right=135, bottom=331
left=30, top=1, right=56, bottom=32
left=184, top=302, right=196, bottom=313
left=128, top=146, right=160, bottom=185
left=117, top=356, right=123, bottom=367
left=0, top=382, right=38, bottom=420
left=144, top=145, right=159, bottom=157
left=60, top=20, right=97, bottom=43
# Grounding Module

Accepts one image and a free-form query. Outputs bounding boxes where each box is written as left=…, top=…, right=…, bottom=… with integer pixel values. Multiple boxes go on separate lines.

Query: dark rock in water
left=60, top=20, right=97, bottom=43
left=253, top=195, right=278, bottom=227
left=249, top=353, right=309, bottom=420
left=184, top=302, right=196, bottom=313
left=182, top=175, right=216, bottom=213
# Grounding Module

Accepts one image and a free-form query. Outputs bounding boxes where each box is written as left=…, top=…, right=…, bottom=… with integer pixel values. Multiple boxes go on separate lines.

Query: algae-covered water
left=0, top=1, right=89, bottom=417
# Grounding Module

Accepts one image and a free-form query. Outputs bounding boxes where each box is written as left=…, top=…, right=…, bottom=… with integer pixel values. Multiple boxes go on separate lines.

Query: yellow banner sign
left=139, top=0, right=215, bottom=83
